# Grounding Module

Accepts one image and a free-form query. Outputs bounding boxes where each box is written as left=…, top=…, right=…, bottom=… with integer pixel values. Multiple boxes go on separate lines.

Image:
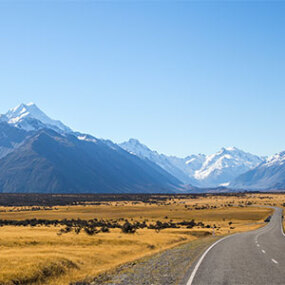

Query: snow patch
left=77, top=135, right=97, bottom=143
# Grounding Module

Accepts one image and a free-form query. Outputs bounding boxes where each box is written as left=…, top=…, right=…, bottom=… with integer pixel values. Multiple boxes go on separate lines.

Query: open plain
left=0, top=193, right=283, bottom=284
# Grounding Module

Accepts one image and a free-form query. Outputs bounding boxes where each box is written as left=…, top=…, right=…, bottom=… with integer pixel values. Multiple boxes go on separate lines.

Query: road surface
left=186, top=207, right=285, bottom=285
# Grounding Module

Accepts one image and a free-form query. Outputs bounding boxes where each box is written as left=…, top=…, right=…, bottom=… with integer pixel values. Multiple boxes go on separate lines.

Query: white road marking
left=255, top=227, right=270, bottom=241
left=257, top=244, right=260, bottom=247
left=281, top=211, right=285, bottom=237
left=186, top=235, right=234, bottom=285
left=187, top=208, right=281, bottom=285
left=272, top=259, right=278, bottom=264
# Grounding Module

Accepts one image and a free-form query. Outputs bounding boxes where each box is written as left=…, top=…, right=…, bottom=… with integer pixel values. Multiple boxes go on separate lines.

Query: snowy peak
left=119, top=139, right=196, bottom=184
left=120, top=139, right=265, bottom=188
left=230, top=150, right=285, bottom=190
left=200, top=147, right=261, bottom=170
left=194, top=147, right=263, bottom=186
left=220, top=146, right=238, bottom=152
left=4, top=103, right=72, bottom=133
left=119, top=138, right=155, bottom=157
left=263, top=151, right=285, bottom=167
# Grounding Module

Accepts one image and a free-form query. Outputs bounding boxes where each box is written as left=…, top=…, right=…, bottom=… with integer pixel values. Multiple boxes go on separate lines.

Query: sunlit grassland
left=0, top=226, right=198, bottom=285
left=0, top=193, right=278, bottom=284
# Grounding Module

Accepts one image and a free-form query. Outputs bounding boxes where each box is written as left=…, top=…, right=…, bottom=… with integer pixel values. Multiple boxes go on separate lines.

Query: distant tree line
left=0, top=192, right=254, bottom=207
left=0, top=193, right=197, bottom=206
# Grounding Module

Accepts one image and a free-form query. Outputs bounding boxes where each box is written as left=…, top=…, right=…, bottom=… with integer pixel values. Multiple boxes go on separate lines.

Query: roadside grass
left=0, top=226, right=198, bottom=284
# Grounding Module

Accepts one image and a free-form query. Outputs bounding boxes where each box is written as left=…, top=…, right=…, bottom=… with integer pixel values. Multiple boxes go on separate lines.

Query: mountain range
left=0, top=103, right=284, bottom=193
left=230, top=152, right=285, bottom=190
left=119, top=139, right=265, bottom=188
left=0, top=103, right=180, bottom=193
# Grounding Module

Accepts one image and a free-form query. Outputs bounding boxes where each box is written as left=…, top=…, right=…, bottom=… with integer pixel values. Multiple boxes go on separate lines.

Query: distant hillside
left=0, top=103, right=182, bottom=193
left=230, top=151, right=285, bottom=190
left=0, top=103, right=281, bottom=193
left=0, top=129, right=181, bottom=193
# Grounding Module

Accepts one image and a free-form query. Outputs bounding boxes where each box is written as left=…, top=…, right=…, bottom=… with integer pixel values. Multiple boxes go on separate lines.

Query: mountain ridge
left=0, top=102, right=284, bottom=193
left=4, top=103, right=72, bottom=133
left=230, top=151, right=285, bottom=190
left=0, top=104, right=182, bottom=193
left=119, top=139, right=264, bottom=188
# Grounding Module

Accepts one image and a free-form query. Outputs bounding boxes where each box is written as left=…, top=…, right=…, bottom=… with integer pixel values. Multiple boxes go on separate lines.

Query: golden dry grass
left=0, top=193, right=278, bottom=285
left=0, top=226, right=198, bottom=285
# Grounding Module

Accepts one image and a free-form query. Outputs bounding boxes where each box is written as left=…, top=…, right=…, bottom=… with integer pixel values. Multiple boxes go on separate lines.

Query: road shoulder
left=72, top=237, right=218, bottom=285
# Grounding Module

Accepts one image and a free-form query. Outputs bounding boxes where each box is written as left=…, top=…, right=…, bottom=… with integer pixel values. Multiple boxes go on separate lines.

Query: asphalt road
left=186, top=207, right=285, bottom=285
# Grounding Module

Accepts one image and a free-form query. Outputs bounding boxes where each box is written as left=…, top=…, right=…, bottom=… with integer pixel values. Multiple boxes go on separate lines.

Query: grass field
left=0, top=193, right=280, bottom=284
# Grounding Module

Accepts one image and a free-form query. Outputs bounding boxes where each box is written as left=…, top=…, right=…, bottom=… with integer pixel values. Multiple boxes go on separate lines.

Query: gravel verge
left=72, top=236, right=218, bottom=285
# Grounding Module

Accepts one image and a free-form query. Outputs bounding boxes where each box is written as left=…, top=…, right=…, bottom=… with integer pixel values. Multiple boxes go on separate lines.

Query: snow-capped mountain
left=120, top=140, right=264, bottom=187
left=0, top=103, right=75, bottom=163
left=4, top=103, right=72, bottom=133
left=0, top=104, right=181, bottom=193
left=0, top=102, right=278, bottom=192
left=230, top=151, right=285, bottom=190
left=194, top=147, right=264, bottom=187
left=119, top=139, right=198, bottom=184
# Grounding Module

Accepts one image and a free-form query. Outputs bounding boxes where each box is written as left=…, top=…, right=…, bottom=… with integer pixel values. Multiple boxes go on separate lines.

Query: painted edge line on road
left=281, top=222, right=285, bottom=237
left=281, top=209, right=285, bottom=237
left=187, top=207, right=281, bottom=285
left=186, top=235, right=233, bottom=285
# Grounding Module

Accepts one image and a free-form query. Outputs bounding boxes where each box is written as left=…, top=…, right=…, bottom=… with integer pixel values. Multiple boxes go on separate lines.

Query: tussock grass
left=0, top=258, right=77, bottom=285
left=0, top=193, right=277, bottom=284
left=0, top=227, right=197, bottom=284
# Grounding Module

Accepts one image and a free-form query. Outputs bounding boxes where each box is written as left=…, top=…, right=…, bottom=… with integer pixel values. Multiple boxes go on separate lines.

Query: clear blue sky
left=0, top=1, right=284, bottom=157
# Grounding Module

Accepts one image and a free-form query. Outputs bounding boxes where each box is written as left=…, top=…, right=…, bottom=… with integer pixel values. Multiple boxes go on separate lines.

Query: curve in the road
left=186, top=207, right=285, bottom=285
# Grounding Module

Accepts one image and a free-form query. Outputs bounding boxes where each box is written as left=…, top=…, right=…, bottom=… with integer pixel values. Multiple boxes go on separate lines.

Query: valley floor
left=0, top=193, right=282, bottom=284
